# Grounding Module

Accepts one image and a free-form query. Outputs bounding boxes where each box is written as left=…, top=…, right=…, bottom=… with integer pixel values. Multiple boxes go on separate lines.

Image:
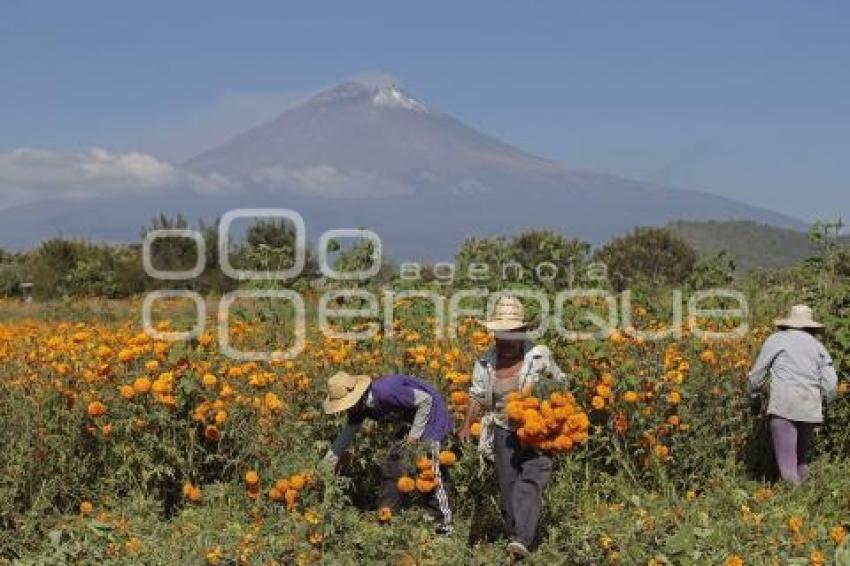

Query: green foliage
left=595, top=227, right=698, bottom=291
left=687, top=250, right=736, bottom=289
left=0, top=258, right=23, bottom=297
left=455, top=230, right=591, bottom=289
left=30, top=239, right=145, bottom=299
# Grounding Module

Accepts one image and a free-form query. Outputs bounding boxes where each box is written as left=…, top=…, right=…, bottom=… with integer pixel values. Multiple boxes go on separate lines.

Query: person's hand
left=458, top=425, right=471, bottom=444
left=319, top=450, right=346, bottom=474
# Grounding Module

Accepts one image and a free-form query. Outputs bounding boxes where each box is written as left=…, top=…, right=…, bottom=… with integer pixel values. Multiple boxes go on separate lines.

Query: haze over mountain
left=0, top=81, right=806, bottom=259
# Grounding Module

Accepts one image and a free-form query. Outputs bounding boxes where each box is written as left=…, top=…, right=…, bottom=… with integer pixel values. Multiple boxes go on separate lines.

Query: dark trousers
left=379, top=440, right=453, bottom=526
left=493, top=426, right=552, bottom=547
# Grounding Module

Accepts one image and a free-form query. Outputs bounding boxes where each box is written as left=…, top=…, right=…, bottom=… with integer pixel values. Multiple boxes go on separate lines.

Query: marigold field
left=0, top=295, right=849, bottom=565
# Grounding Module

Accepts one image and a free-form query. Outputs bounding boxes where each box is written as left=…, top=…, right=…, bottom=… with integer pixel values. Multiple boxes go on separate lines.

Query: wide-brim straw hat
left=482, top=295, right=530, bottom=332
left=323, top=371, right=371, bottom=414
left=774, top=304, right=824, bottom=330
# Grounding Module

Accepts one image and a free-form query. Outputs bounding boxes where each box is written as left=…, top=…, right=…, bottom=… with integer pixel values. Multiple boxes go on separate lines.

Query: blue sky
left=1, top=0, right=848, bottom=224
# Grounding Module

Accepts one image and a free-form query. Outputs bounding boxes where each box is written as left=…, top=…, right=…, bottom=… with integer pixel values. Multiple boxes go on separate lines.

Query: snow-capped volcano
left=184, top=80, right=572, bottom=196
left=371, top=85, right=428, bottom=111
left=0, top=80, right=805, bottom=258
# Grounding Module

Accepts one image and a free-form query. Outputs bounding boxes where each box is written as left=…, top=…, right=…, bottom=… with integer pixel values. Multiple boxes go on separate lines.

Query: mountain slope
left=668, top=220, right=845, bottom=272
left=0, top=81, right=806, bottom=259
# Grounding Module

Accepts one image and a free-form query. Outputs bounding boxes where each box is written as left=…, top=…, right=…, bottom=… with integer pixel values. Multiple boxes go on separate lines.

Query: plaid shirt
left=469, top=341, right=567, bottom=430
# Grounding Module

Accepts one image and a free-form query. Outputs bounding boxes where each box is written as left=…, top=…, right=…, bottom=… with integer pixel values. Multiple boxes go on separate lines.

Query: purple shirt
left=348, top=374, right=453, bottom=442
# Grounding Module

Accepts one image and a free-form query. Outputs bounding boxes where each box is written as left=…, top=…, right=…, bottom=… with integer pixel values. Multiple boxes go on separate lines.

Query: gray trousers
left=493, top=426, right=553, bottom=547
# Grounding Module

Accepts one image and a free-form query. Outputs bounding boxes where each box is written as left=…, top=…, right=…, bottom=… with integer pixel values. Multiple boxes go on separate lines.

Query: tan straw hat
left=483, top=295, right=529, bottom=332
left=774, top=304, right=824, bottom=330
left=323, top=371, right=371, bottom=414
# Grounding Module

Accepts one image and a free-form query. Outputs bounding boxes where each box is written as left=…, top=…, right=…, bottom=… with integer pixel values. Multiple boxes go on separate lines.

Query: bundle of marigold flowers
left=505, top=391, right=590, bottom=454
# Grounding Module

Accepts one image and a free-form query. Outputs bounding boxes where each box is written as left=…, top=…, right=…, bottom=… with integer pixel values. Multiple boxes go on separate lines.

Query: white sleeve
left=468, top=360, right=488, bottom=406
left=748, top=335, right=781, bottom=396
left=525, top=345, right=568, bottom=388
left=819, top=346, right=839, bottom=403
left=408, top=389, right=433, bottom=440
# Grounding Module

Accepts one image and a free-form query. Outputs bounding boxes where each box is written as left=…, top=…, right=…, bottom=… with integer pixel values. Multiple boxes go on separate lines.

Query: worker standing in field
left=459, top=295, right=567, bottom=560
left=321, top=371, right=454, bottom=534
left=748, top=304, right=838, bottom=485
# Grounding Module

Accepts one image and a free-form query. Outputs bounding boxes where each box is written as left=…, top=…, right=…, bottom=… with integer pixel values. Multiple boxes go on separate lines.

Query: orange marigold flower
left=268, top=487, right=283, bottom=502
left=133, top=377, right=152, bottom=394
left=470, top=422, right=482, bottom=437
left=613, top=412, right=628, bottom=434
left=700, top=350, right=717, bottom=365
left=245, top=470, right=260, bottom=486
left=203, top=425, right=221, bottom=442
left=623, top=391, right=639, bottom=403
left=591, top=396, right=606, bottom=410
left=450, top=391, right=469, bottom=405
left=416, top=456, right=433, bottom=472
left=667, top=391, right=681, bottom=405
left=304, top=509, right=321, bottom=525
left=506, top=401, right=525, bottom=421
left=724, top=555, right=744, bottom=566
left=117, top=349, right=135, bottom=363
left=397, top=476, right=416, bottom=494
left=787, top=516, right=803, bottom=532
left=87, top=401, right=106, bottom=418
left=570, top=430, right=588, bottom=444
left=289, top=474, right=306, bottom=490
left=416, top=478, right=436, bottom=493
left=754, top=487, right=773, bottom=502
left=831, top=525, right=846, bottom=545
left=79, top=501, right=93, bottom=516
left=119, top=385, right=135, bottom=399
left=188, top=485, right=202, bottom=503
left=438, top=450, right=457, bottom=466
left=377, top=506, right=393, bottom=522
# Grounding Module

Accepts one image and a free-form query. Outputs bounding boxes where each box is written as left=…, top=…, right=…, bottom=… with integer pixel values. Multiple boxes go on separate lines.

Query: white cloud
left=0, top=147, right=235, bottom=210
left=0, top=145, right=420, bottom=210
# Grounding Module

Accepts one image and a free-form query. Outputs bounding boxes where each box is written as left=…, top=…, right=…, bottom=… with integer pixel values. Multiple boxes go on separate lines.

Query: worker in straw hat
left=748, top=304, right=838, bottom=485
left=459, top=295, right=567, bottom=560
left=321, top=371, right=454, bottom=534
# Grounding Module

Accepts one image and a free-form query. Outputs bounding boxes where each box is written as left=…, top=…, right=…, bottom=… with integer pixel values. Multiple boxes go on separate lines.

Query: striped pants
left=380, top=440, right=453, bottom=527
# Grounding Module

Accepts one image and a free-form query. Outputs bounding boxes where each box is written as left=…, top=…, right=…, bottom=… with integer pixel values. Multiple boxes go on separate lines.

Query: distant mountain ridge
left=0, top=80, right=807, bottom=259
left=667, top=220, right=850, bottom=272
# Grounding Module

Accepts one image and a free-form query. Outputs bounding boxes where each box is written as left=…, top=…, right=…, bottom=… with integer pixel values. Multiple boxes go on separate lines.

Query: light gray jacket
left=748, top=329, right=838, bottom=423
